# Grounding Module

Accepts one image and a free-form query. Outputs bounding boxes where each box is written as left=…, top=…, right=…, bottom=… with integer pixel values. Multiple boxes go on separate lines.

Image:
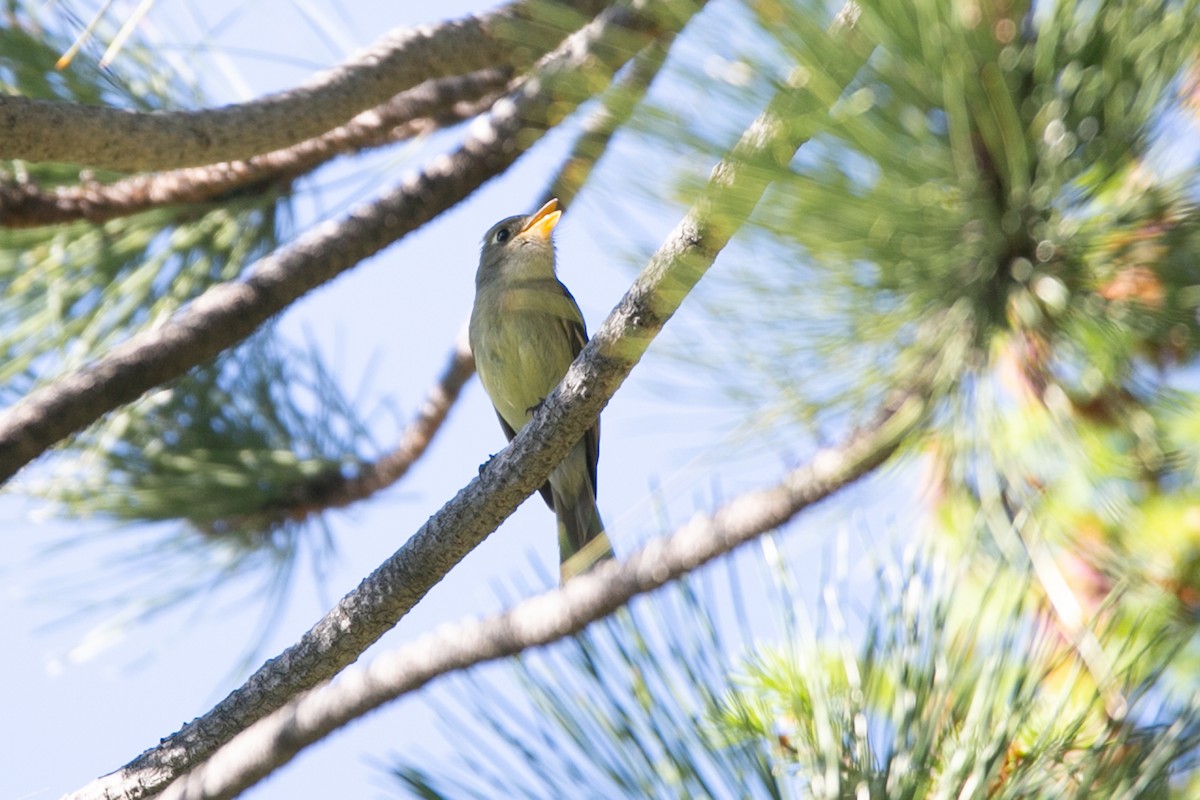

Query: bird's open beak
left=519, top=198, right=561, bottom=241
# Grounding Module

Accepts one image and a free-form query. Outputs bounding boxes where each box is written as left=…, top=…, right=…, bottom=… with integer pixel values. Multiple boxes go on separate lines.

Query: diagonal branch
left=63, top=8, right=863, bottom=799
left=160, top=390, right=926, bottom=800
left=0, top=2, right=678, bottom=488
left=0, top=70, right=511, bottom=228
left=0, top=0, right=613, bottom=171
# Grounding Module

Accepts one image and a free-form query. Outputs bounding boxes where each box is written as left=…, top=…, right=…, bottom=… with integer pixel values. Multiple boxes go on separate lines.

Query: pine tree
left=3, top=0, right=1198, bottom=797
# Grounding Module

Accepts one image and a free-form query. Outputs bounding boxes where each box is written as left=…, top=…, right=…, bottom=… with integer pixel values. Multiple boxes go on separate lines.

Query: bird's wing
left=556, top=280, right=600, bottom=497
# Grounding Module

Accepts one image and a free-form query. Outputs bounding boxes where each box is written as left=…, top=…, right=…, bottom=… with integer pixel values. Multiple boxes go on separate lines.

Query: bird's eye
left=495, top=228, right=511, bottom=244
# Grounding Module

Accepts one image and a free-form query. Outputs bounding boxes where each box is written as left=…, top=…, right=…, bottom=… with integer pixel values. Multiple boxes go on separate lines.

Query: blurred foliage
left=0, top=196, right=283, bottom=395
left=0, top=8, right=189, bottom=110
left=0, top=4, right=366, bottom=650
left=638, top=0, right=1200, bottom=426
left=1, top=8, right=369, bottom=533
left=635, top=0, right=1200, bottom=742
left=29, top=333, right=377, bottom=542
left=387, top=546, right=1200, bottom=799
left=715, top=555, right=1200, bottom=799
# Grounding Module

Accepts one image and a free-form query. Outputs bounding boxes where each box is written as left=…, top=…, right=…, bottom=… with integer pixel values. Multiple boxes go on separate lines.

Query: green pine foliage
left=0, top=197, right=283, bottom=395
left=662, top=0, right=1200, bottom=429
left=1, top=7, right=373, bottom=644
left=388, top=549, right=1200, bottom=799
left=23, top=333, right=377, bottom=663
left=389, top=568, right=786, bottom=799
left=29, top=333, right=376, bottom=541
left=715, top=559, right=1200, bottom=799
left=0, top=9, right=363, bottom=527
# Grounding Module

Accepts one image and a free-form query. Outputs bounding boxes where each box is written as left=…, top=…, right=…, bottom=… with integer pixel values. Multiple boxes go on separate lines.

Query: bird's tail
left=555, top=480, right=613, bottom=583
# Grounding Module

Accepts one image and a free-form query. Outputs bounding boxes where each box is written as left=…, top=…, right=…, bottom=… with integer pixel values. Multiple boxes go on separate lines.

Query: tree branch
left=0, top=2, right=675, bottom=488
left=159, top=390, right=925, bottom=800
left=0, top=0, right=612, bottom=171
left=0, top=70, right=511, bottom=228
left=62, top=8, right=861, bottom=798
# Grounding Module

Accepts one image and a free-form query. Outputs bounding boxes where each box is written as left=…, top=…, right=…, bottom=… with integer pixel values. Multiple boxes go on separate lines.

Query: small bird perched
left=469, top=198, right=614, bottom=582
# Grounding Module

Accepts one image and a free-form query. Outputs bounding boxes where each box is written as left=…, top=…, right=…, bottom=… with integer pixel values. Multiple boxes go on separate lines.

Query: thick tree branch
left=0, top=0, right=612, bottom=171
left=62, top=8, right=861, bottom=799
left=0, top=3, right=676, bottom=489
left=0, top=70, right=511, bottom=228
left=160, top=390, right=925, bottom=800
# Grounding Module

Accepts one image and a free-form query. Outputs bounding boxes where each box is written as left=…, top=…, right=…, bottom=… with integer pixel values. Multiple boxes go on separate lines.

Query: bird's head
left=477, top=198, right=562, bottom=286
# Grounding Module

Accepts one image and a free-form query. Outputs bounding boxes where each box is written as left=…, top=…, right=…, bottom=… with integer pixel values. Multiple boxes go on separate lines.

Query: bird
left=469, top=198, right=614, bottom=582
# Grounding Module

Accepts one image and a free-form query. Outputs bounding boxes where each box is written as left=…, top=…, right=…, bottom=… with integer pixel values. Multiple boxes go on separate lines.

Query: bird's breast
left=470, top=286, right=579, bottom=431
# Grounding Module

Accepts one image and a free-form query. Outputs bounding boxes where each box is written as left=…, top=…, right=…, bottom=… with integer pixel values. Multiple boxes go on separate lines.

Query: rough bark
left=0, top=0, right=611, bottom=171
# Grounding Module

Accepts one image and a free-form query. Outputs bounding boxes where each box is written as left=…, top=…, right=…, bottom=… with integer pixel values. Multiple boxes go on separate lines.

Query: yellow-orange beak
left=519, top=198, right=561, bottom=241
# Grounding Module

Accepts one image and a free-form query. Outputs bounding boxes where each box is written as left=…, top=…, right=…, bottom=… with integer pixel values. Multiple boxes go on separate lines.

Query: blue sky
left=0, top=2, right=921, bottom=798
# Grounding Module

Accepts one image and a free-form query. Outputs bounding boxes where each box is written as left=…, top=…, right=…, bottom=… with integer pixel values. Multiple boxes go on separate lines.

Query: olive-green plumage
left=469, top=198, right=613, bottom=582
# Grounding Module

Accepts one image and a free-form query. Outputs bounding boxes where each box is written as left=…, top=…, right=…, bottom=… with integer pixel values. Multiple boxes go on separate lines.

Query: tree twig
left=242, top=331, right=476, bottom=528
left=0, top=2, right=674, bottom=488
left=0, top=0, right=613, bottom=171
left=160, top=390, right=925, bottom=800
left=0, top=70, right=511, bottom=228
left=332, top=333, right=476, bottom=503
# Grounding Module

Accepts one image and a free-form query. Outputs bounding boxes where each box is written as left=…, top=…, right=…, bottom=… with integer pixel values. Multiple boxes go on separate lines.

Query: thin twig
left=160, top=390, right=925, bottom=800
left=330, top=331, right=475, bottom=504
left=0, top=70, right=511, bottom=228
left=0, top=0, right=613, bottom=171
left=252, top=330, right=476, bottom=527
